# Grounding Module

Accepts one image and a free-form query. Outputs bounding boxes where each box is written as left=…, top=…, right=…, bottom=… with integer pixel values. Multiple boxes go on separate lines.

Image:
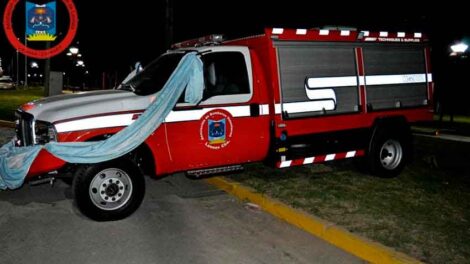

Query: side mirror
left=116, top=62, right=144, bottom=90
left=135, top=62, right=143, bottom=74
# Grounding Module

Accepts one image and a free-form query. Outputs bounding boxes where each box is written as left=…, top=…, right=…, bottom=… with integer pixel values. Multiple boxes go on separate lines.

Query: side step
left=29, top=177, right=55, bottom=186
left=28, top=171, right=58, bottom=186
left=187, top=165, right=244, bottom=178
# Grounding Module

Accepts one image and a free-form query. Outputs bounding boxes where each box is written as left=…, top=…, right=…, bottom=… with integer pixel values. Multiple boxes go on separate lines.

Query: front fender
left=27, top=149, right=66, bottom=179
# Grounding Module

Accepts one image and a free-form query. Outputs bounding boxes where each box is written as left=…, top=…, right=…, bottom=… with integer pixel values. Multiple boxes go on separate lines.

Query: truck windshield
left=124, top=53, right=184, bottom=96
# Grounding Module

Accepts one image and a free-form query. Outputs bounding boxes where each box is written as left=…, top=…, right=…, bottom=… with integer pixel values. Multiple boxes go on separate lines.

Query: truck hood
left=24, top=90, right=153, bottom=123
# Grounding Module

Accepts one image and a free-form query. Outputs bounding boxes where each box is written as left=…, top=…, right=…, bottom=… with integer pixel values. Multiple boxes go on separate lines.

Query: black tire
left=366, top=127, right=411, bottom=178
left=73, top=159, right=145, bottom=221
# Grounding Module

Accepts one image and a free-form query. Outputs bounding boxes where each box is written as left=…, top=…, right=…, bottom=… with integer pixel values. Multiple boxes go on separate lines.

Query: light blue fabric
left=0, top=53, right=203, bottom=190
left=0, top=141, right=42, bottom=189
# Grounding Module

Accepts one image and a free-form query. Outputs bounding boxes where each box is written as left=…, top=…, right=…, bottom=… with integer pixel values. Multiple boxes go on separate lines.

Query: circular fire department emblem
left=3, top=0, right=78, bottom=59
left=199, top=110, right=233, bottom=150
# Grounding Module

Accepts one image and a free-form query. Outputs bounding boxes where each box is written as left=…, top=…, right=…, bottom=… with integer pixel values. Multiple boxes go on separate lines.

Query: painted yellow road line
left=206, top=177, right=422, bottom=264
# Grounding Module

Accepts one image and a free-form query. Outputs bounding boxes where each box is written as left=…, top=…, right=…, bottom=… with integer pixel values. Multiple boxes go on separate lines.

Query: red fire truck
left=16, top=28, right=433, bottom=220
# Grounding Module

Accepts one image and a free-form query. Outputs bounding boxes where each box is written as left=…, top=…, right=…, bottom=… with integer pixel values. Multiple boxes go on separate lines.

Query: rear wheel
left=366, top=127, right=411, bottom=178
left=379, top=139, right=403, bottom=170
left=73, top=159, right=145, bottom=221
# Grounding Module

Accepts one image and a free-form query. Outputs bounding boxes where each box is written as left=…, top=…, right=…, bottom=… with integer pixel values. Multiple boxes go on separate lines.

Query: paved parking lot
left=0, top=126, right=15, bottom=143
left=0, top=127, right=362, bottom=264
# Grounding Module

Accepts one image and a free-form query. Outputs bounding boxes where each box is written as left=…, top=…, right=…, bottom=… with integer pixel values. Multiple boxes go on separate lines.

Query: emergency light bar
left=171, top=34, right=224, bottom=49
left=268, top=27, right=426, bottom=43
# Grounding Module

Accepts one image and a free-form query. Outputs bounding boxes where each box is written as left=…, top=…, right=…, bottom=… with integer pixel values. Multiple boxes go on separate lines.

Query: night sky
left=1, top=1, right=469, bottom=102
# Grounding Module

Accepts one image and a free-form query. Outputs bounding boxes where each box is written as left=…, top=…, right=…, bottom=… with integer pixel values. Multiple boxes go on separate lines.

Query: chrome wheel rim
left=89, top=168, right=133, bottom=211
left=380, top=139, right=403, bottom=170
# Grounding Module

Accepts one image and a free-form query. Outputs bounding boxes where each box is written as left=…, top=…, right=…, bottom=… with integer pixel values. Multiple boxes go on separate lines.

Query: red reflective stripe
left=276, top=150, right=365, bottom=168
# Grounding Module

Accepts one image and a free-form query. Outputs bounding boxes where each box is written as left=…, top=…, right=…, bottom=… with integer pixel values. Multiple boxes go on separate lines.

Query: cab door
left=163, top=48, right=270, bottom=172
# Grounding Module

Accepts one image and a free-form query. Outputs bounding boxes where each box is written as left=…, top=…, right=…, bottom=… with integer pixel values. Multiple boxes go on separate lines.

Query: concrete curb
left=206, top=177, right=422, bottom=264
left=414, top=132, right=470, bottom=143
left=0, top=120, right=15, bottom=128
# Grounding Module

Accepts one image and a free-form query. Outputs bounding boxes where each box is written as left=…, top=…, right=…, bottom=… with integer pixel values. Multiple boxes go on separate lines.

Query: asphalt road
left=0, top=127, right=362, bottom=264
left=0, top=126, right=14, bottom=143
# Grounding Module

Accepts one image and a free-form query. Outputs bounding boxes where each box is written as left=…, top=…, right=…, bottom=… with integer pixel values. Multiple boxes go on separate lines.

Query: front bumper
left=14, top=110, right=65, bottom=179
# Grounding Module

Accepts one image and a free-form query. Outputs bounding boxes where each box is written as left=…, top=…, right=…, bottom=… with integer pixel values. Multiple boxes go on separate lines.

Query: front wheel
left=73, top=159, right=145, bottom=221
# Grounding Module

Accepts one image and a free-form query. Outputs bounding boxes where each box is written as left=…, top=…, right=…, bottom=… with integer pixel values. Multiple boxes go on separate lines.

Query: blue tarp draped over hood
left=0, top=53, right=204, bottom=190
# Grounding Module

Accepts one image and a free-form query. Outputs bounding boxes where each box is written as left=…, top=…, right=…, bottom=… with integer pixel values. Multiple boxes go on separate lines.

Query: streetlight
left=442, top=41, right=468, bottom=124
left=68, top=46, right=79, bottom=56
left=28, top=61, right=39, bottom=86
left=16, top=41, right=19, bottom=87
left=66, top=46, right=80, bottom=91
left=450, top=42, right=468, bottom=56
left=76, top=60, right=85, bottom=67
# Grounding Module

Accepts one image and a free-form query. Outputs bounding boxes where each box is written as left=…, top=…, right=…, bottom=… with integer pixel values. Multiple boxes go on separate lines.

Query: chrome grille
left=15, top=111, right=34, bottom=146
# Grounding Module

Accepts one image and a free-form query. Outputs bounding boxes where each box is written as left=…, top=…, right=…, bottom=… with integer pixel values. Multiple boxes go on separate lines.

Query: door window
left=200, top=51, right=252, bottom=105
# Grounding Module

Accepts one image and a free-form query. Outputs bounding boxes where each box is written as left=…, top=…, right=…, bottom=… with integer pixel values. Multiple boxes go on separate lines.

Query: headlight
left=34, top=120, right=57, bottom=144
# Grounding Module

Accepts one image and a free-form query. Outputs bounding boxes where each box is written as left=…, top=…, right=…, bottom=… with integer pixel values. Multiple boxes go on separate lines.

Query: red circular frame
left=3, top=0, right=78, bottom=59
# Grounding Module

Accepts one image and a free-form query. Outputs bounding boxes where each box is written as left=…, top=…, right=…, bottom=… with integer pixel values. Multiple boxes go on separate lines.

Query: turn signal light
left=21, top=102, right=36, bottom=111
